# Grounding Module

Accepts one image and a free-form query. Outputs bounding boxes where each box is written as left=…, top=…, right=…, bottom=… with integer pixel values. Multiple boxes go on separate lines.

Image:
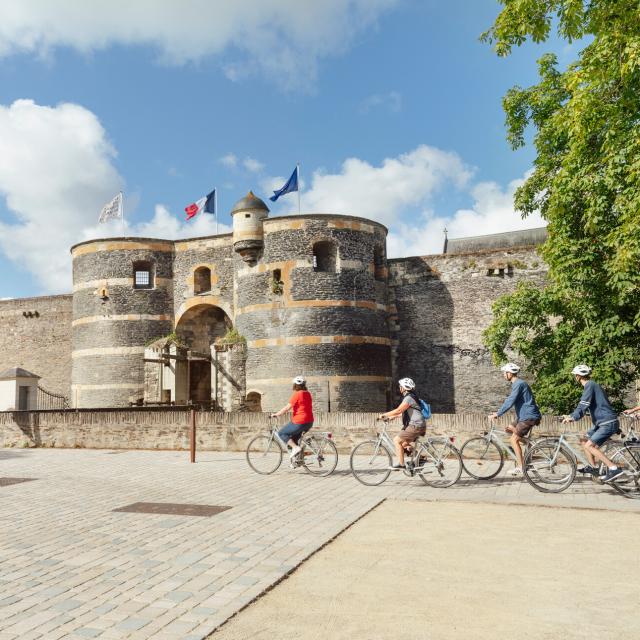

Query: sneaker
left=389, top=463, right=405, bottom=470
left=289, top=445, right=301, bottom=459
left=577, top=465, right=598, bottom=476
left=601, top=468, right=623, bottom=483
left=509, top=467, right=523, bottom=477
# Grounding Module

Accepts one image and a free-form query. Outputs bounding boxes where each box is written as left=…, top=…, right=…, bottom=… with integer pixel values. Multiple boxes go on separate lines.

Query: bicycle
left=246, top=418, right=338, bottom=476
left=523, top=416, right=640, bottom=497
left=460, top=418, right=538, bottom=480
left=599, top=416, right=640, bottom=499
left=349, top=419, right=462, bottom=487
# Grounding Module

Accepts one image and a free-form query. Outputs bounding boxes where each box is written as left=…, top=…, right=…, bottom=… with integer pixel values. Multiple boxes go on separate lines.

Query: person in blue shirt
left=489, top=363, right=541, bottom=477
left=562, top=365, right=622, bottom=483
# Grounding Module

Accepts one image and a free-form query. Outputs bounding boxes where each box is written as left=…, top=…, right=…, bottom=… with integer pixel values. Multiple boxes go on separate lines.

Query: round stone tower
left=231, top=191, right=269, bottom=264
left=70, top=238, right=174, bottom=407
left=234, top=213, right=391, bottom=412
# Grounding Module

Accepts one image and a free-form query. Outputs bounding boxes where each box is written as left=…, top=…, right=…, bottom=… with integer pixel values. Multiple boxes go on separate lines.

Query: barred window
left=133, top=261, right=154, bottom=289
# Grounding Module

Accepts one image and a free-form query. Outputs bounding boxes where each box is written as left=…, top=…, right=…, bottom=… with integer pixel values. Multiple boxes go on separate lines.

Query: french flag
left=185, top=189, right=216, bottom=220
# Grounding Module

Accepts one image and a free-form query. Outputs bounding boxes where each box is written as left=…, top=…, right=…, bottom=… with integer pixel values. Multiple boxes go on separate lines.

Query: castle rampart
left=70, top=238, right=175, bottom=407
left=237, top=213, right=391, bottom=411
left=0, top=295, right=72, bottom=398
left=0, top=190, right=549, bottom=413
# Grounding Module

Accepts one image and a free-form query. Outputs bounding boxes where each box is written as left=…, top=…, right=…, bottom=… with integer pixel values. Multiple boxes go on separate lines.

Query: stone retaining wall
left=0, top=409, right=584, bottom=453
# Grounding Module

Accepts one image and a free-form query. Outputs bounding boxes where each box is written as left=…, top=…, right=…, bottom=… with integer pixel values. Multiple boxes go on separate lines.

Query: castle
left=0, top=191, right=547, bottom=413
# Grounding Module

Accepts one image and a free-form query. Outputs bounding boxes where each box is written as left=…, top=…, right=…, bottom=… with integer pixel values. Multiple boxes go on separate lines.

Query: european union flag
left=269, top=166, right=299, bottom=202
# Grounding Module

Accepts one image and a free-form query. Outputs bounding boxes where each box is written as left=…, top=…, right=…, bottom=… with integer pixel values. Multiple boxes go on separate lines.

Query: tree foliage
left=481, top=0, right=640, bottom=412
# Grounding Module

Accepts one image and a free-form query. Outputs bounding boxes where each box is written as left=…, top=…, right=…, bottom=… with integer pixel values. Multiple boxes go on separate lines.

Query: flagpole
left=120, top=191, right=125, bottom=236
left=297, top=163, right=301, bottom=215
left=215, top=188, right=218, bottom=235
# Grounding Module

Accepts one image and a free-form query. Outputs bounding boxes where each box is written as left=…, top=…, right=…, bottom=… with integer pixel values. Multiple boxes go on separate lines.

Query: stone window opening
left=486, top=263, right=512, bottom=278
left=312, top=240, right=337, bottom=273
left=271, top=269, right=284, bottom=295
left=373, top=245, right=386, bottom=281
left=194, top=266, right=212, bottom=295
left=246, top=391, right=262, bottom=412
left=133, top=261, right=154, bottom=289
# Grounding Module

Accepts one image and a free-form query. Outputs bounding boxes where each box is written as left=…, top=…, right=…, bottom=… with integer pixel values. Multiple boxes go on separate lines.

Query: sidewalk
left=1, top=448, right=638, bottom=639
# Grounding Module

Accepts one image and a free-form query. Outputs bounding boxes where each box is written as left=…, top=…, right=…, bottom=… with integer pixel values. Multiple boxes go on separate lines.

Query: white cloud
left=243, top=157, right=265, bottom=173
left=0, top=99, right=230, bottom=294
left=266, top=146, right=542, bottom=259
left=0, top=103, right=543, bottom=293
left=274, top=145, right=473, bottom=226
left=387, top=173, right=545, bottom=258
left=219, top=153, right=238, bottom=168
left=84, top=205, right=231, bottom=242
left=0, top=0, right=399, bottom=90
left=0, top=99, right=122, bottom=293
left=359, top=90, right=402, bottom=113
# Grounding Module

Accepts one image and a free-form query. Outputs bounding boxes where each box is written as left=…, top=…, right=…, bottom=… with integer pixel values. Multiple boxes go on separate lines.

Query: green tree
left=481, top=0, right=640, bottom=412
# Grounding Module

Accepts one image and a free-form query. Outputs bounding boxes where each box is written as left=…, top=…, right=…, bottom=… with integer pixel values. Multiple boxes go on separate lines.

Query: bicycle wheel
left=524, top=442, right=576, bottom=493
left=608, top=444, right=640, bottom=499
left=246, top=434, right=283, bottom=475
left=350, top=440, right=392, bottom=486
left=460, top=436, right=504, bottom=480
left=417, top=438, right=462, bottom=488
left=300, top=434, right=339, bottom=477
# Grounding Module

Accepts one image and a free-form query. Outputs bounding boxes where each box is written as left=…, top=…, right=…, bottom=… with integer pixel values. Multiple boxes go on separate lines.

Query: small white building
left=0, top=367, right=40, bottom=411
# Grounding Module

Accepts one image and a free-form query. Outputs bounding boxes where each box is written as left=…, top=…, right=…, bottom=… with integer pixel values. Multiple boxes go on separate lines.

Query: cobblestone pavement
left=1, top=448, right=638, bottom=640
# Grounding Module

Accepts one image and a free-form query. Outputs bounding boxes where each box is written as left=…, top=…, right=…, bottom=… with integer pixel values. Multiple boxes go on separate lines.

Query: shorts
left=508, top=418, right=541, bottom=438
left=277, top=421, right=313, bottom=445
left=586, top=420, right=620, bottom=447
left=398, top=424, right=426, bottom=444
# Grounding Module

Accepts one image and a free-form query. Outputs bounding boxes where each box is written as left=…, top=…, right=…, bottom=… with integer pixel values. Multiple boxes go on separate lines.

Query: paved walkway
left=1, top=448, right=638, bottom=640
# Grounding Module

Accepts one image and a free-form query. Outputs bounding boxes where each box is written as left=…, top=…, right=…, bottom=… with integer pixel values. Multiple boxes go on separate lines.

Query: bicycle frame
left=267, top=418, right=333, bottom=467
left=481, top=422, right=530, bottom=464
left=537, top=415, right=640, bottom=468
left=373, top=420, right=451, bottom=472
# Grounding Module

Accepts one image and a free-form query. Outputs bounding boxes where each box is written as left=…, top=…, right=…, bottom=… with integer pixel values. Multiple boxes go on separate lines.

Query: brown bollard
left=190, top=408, right=196, bottom=463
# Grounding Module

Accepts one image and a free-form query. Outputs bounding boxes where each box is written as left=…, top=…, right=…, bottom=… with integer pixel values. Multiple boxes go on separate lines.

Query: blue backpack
left=418, top=398, right=432, bottom=420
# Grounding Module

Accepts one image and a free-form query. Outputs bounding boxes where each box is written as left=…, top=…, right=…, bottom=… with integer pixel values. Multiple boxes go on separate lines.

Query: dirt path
left=210, top=500, right=640, bottom=640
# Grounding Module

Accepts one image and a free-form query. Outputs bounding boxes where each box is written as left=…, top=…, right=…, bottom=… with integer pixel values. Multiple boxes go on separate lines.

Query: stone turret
left=231, top=191, right=269, bottom=264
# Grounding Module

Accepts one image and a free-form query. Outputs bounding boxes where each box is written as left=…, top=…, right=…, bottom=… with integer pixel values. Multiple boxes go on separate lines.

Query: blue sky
left=0, top=0, right=573, bottom=298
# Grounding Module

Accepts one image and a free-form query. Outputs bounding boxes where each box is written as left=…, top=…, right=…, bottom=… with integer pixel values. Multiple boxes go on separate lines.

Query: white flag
left=98, top=192, right=123, bottom=223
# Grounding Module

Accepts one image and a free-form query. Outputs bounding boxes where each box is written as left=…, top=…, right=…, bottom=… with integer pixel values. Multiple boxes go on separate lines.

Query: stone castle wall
left=236, top=216, right=391, bottom=413
left=0, top=295, right=73, bottom=398
left=389, top=246, right=546, bottom=413
left=0, top=213, right=549, bottom=414
left=70, top=239, right=175, bottom=407
left=0, top=408, right=579, bottom=452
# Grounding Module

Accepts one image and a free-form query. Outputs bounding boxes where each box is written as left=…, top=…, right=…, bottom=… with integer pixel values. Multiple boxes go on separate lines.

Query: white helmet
left=292, top=375, right=306, bottom=385
left=500, top=363, right=521, bottom=374
left=398, top=377, right=415, bottom=390
left=571, top=365, right=592, bottom=377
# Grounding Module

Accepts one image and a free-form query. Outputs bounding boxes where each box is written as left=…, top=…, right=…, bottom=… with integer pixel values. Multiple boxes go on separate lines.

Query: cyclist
left=378, top=377, right=426, bottom=470
left=561, top=365, right=622, bottom=483
left=270, top=376, right=314, bottom=464
left=488, top=363, right=541, bottom=477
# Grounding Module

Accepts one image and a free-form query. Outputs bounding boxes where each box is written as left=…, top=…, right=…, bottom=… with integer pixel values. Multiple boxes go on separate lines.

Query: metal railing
left=36, top=386, right=70, bottom=410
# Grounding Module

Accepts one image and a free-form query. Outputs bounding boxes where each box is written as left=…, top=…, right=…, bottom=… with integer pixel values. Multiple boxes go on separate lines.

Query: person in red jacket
left=271, top=376, right=314, bottom=463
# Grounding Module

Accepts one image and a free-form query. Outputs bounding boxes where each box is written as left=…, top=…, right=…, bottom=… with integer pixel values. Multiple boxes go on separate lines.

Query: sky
left=0, top=0, right=576, bottom=298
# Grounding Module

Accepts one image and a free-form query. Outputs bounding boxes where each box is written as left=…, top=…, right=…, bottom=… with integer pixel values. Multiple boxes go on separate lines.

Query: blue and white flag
left=269, top=167, right=298, bottom=202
